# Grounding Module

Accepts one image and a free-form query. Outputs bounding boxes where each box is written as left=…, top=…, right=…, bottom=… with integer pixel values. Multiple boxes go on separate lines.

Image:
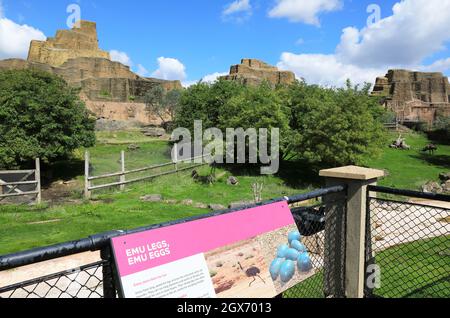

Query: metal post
left=100, top=246, right=117, bottom=298
left=120, top=151, right=125, bottom=191
left=35, top=158, right=42, bottom=204
left=85, top=151, right=91, bottom=199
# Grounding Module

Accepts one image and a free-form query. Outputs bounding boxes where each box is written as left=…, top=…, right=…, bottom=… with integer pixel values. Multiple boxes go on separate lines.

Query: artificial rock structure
left=220, top=59, right=296, bottom=87
left=0, top=21, right=181, bottom=127
left=372, top=70, right=450, bottom=124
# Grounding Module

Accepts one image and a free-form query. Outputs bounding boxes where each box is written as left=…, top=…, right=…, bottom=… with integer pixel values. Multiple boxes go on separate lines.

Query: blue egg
left=277, top=244, right=289, bottom=258
left=288, top=231, right=301, bottom=244
left=269, top=258, right=284, bottom=280
left=285, top=248, right=300, bottom=261
left=279, top=260, right=296, bottom=282
left=297, top=252, right=312, bottom=273
left=291, top=240, right=307, bottom=253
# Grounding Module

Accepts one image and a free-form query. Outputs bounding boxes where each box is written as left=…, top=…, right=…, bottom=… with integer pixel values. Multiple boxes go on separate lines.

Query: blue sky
left=0, top=0, right=449, bottom=86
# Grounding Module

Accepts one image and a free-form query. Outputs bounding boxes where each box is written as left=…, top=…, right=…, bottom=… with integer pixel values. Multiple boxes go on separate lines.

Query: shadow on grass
left=217, top=160, right=322, bottom=189
left=410, top=153, right=450, bottom=170
left=41, top=158, right=84, bottom=187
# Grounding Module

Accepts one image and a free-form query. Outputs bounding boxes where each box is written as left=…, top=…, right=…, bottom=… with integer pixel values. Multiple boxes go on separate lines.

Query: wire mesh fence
left=365, top=196, right=450, bottom=298
left=284, top=196, right=347, bottom=298
left=0, top=261, right=105, bottom=299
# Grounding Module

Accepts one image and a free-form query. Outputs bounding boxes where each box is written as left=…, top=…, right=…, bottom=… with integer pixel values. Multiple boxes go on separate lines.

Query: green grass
left=284, top=236, right=450, bottom=298
left=366, top=132, right=450, bottom=190
left=0, top=130, right=448, bottom=256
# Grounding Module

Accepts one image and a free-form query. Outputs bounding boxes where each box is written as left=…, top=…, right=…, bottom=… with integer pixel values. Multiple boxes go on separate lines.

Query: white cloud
left=152, top=57, right=187, bottom=81
left=268, top=0, right=342, bottom=26
left=0, top=17, right=46, bottom=59
left=222, top=0, right=252, bottom=22
left=419, top=58, right=450, bottom=73
left=223, top=0, right=252, bottom=15
left=201, top=71, right=228, bottom=83
left=135, top=64, right=149, bottom=77
left=277, top=0, right=450, bottom=87
left=336, top=0, right=450, bottom=68
left=278, top=53, right=384, bottom=87
left=109, top=50, right=133, bottom=66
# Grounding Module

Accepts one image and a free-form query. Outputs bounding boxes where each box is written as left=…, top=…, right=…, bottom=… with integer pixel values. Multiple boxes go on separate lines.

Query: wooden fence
left=0, top=158, right=42, bottom=204
left=84, top=147, right=207, bottom=199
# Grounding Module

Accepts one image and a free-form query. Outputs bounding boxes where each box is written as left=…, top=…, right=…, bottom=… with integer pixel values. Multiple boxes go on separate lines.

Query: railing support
left=120, top=151, right=125, bottom=191
left=320, top=166, right=384, bottom=298
left=85, top=151, right=91, bottom=200
left=100, top=246, right=117, bottom=298
left=35, top=158, right=42, bottom=205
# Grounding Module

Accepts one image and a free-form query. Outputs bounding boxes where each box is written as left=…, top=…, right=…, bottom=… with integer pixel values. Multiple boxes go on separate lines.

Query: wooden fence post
left=35, top=158, right=42, bottom=204
left=120, top=151, right=126, bottom=191
left=174, top=143, right=178, bottom=172
left=85, top=151, right=91, bottom=199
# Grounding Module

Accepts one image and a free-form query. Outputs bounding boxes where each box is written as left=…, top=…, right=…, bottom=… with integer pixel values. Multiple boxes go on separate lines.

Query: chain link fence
left=0, top=261, right=105, bottom=298
left=365, top=188, right=450, bottom=298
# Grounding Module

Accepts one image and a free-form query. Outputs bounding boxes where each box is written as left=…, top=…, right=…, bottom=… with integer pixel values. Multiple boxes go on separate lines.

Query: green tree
left=0, top=69, right=96, bottom=169
left=144, top=86, right=182, bottom=129
left=282, top=80, right=386, bottom=168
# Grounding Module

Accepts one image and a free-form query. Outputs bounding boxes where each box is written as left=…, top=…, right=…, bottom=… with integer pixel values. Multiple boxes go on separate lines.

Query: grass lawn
left=0, top=130, right=448, bottom=255
left=284, top=236, right=450, bottom=298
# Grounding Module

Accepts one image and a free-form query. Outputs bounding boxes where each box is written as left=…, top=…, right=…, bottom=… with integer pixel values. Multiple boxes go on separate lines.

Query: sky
left=0, top=0, right=449, bottom=87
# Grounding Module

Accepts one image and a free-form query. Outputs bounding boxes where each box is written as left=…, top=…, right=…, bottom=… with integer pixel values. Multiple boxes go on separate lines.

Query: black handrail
left=368, top=185, right=450, bottom=202
left=0, top=185, right=346, bottom=271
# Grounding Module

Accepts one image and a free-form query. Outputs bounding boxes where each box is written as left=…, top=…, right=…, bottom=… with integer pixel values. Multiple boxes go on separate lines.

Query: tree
left=282, top=80, right=386, bottom=168
left=0, top=69, right=96, bottom=169
left=144, top=85, right=182, bottom=129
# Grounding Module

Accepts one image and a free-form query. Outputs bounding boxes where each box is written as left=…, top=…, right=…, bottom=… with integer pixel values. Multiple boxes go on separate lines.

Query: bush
left=0, top=69, right=96, bottom=169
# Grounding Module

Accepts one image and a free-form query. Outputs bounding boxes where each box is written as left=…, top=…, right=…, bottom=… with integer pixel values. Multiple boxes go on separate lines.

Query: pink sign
left=112, top=201, right=316, bottom=298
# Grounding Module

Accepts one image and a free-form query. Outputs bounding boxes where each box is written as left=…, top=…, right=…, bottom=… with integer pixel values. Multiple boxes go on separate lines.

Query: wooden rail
left=84, top=147, right=207, bottom=199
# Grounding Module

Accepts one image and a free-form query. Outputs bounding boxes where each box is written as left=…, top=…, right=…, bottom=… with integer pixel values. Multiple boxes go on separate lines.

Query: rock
left=127, top=144, right=141, bottom=151
left=219, top=59, right=295, bottom=88
left=422, top=182, right=443, bottom=194
left=182, top=199, right=194, bottom=206
left=227, top=176, right=239, bottom=186
left=439, top=172, right=450, bottom=182
left=194, top=202, right=208, bottom=209
left=209, top=204, right=226, bottom=211
left=140, top=194, right=163, bottom=202
left=371, top=70, right=450, bottom=125
left=229, top=201, right=254, bottom=209
left=443, top=180, right=450, bottom=193
left=163, top=199, right=178, bottom=204
left=0, top=20, right=182, bottom=126
left=142, top=127, right=166, bottom=137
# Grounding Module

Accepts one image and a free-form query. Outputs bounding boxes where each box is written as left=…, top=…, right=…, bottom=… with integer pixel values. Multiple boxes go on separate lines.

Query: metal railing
left=365, top=186, right=450, bottom=298
left=0, top=185, right=347, bottom=299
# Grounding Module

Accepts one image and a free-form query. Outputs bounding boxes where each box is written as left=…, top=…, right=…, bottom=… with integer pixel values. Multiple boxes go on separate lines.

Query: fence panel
left=0, top=186, right=347, bottom=299
left=0, top=159, right=41, bottom=204
left=365, top=186, right=450, bottom=298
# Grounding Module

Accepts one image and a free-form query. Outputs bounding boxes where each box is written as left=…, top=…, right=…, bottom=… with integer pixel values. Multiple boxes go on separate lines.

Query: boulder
left=209, top=204, right=226, bottom=211
left=439, top=172, right=450, bottom=182
left=127, top=144, right=141, bottom=151
left=182, top=199, right=194, bottom=206
left=227, top=176, right=239, bottom=186
left=142, top=127, right=166, bottom=137
left=443, top=180, right=450, bottom=193
left=194, top=202, right=208, bottom=209
left=140, top=194, right=163, bottom=202
left=422, top=182, right=443, bottom=194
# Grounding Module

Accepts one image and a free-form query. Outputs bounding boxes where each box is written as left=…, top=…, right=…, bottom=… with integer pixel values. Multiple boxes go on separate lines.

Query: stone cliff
left=220, top=59, right=295, bottom=87
left=0, top=20, right=182, bottom=127
left=372, top=70, right=450, bottom=125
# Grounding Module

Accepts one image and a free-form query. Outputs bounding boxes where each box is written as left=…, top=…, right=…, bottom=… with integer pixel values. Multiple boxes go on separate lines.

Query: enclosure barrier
left=0, top=158, right=41, bottom=204
left=84, top=147, right=207, bottom=199
left=0, top=185, right=347, bottom=299
left=365, top=186, right=450, bottom=298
